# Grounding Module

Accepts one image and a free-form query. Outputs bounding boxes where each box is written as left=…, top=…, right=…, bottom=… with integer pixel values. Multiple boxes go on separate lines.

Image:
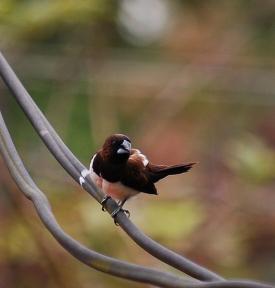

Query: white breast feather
left=89, top=154, right=96, bottom=173
left=89, top=154, right=103, bottom=189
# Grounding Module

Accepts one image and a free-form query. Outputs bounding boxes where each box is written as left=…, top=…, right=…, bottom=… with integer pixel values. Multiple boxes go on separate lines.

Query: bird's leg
left=118, top=198, right=130, bottom=218
left=111, top=198, right=130, bottom=225
left=101, top=196, right=130, bottom=225
left=100, top=195, right=111, bottom=211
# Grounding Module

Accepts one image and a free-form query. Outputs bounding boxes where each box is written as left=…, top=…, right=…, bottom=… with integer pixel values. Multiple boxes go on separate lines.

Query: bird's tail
left=149, top=162, right=196, bottom=183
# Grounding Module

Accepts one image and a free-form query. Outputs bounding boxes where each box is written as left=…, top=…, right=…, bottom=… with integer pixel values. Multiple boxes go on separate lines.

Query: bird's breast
left=90, top=159, right=138, bottom=201
left=102, top=180, right=139, bottom=201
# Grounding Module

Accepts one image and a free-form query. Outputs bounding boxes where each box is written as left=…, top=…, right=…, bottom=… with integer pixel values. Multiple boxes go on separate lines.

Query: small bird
left=89, top=134, right=195, bottom=218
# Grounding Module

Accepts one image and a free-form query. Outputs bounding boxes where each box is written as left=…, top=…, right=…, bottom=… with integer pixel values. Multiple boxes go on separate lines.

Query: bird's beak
left=117, top=140, right=131, bottom=154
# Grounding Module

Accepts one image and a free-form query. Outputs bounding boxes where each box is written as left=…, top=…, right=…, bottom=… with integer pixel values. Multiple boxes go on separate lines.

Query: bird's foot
left=101, top=196, right=130, bottom=225
left=101, top=195, right=111, bottom=211
left=111, top=207, right=130, bottom=226
left=123, top=209, right=130, bottom=218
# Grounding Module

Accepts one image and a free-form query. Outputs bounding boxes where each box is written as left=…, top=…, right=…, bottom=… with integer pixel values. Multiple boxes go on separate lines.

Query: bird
left=89, top=134, right=195, bottom=219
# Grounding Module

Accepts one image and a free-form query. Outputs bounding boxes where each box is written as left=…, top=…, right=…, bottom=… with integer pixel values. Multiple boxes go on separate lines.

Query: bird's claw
left=101, top=195, right=111, bottom=211
left=111, top=207, right=131, bottom=226
left=124, top=209, right=130, bottom=218
left=101, top=196, right=130, bottom=225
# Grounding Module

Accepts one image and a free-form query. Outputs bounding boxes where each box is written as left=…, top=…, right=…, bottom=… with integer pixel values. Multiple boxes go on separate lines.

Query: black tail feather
left=149, top=162, right=196, bottom=183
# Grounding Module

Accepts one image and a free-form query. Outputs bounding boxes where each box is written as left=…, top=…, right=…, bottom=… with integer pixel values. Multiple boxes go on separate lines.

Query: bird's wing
left=121, top=155, right=157, bottom=195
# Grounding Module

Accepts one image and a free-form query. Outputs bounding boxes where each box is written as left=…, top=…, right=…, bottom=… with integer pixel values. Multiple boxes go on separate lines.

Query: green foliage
left=0, top=0, right=110, bottom=42
left=67, top=92, right=93, bottom=162
left=227, top=135, right=275, bottom=183
left=141, top=200, right=203, bottom=242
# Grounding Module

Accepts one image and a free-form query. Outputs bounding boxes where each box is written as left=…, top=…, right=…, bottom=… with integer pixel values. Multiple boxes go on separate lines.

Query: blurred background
left=1, top=1, right=275, bottom=287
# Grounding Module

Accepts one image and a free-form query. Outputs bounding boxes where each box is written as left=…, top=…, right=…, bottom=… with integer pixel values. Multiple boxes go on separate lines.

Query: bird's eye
left=112, top=140, right=116, bottom=145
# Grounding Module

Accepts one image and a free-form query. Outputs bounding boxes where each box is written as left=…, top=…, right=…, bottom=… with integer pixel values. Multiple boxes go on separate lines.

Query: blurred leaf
left=226, top=134, right=275, bottom=183
left=0, top=0, right=110, bottom=41
left=141, top=200, right=204, bottom=241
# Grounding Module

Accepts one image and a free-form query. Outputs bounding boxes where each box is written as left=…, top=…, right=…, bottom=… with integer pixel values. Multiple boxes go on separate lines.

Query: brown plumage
left=89, top=134, right=195, bottom=207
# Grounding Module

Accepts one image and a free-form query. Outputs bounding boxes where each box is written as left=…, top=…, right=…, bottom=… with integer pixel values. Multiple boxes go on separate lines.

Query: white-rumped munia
left=89, top=134, right=195, bottom=218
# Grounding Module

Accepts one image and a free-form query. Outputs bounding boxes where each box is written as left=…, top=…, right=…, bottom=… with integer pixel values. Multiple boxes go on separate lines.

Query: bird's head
left=102, top=134, right=132, bottom=163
